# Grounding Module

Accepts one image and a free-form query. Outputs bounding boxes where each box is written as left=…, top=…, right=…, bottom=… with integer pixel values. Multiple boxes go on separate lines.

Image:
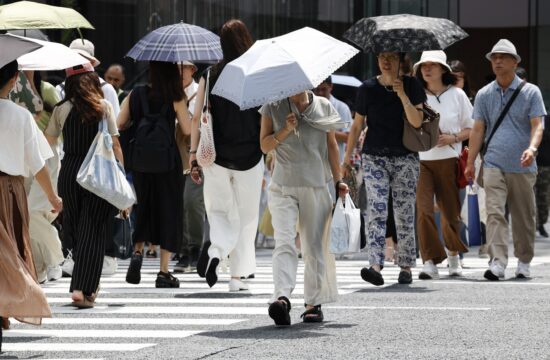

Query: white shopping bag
left=330, top=194, right=361, bottom=254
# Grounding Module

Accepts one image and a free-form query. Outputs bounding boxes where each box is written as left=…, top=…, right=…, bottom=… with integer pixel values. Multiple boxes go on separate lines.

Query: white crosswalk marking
left=3, top=253, right=548, bottom=357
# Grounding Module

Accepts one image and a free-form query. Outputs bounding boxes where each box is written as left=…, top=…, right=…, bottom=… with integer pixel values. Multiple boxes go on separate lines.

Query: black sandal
left=145, top=249, right=157, bottom=258
left=268, top=296, right=291, bottom=326
left=301, top=305, right=324, bottom=323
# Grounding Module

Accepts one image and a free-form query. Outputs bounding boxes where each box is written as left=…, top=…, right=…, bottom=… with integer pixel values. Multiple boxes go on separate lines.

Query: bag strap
left=481, top=80, right=526, bottom=157
left=203, top=68, right=211, bottom=113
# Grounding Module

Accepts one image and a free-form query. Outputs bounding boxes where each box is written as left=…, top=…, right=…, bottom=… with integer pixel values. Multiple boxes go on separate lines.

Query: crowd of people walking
left=1, top=15, right=548, bottom=344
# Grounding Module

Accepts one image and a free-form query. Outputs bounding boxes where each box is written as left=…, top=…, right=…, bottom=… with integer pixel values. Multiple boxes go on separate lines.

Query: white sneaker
left=102, top=256, right=118, bottom=276
left=47, top=265, right=62, bottom=281
left=418, top=260, right=439, bottom=280
left=61, top=250, right=74, bottom=277
left=228, top=278, right=249, bottom=292
left=484, top=261, right=505, bottom=281
left=515, top=261, right=530, bottom=278
left=448, top=255, right=463, bottom=277
left=37, top=270, right=47, bottom=284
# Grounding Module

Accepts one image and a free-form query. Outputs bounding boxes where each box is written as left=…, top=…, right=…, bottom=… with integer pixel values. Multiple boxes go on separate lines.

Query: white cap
left=485, top=39, right=521, bottom=63
left=70, top=38, right=100, bottom=67
left=179, top=60, right=197, bottom=71
left=413, top=50, right=452, bottom=73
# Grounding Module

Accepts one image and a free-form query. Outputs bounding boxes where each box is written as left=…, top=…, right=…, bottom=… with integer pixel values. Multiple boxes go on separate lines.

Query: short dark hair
left=0, top=60, right=19, bottom=89
left=415, top=63, right=458, bottom=88
left=516, top=67, right=527, bottom=80
left=448, top=60, right=474, bottom=97
left=320, top=75, right=332, bottom=86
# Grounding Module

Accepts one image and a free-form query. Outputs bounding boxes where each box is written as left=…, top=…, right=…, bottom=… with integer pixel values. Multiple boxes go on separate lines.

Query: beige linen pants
left=29, top=211, right=64, bottom=280
left=269, top=183, right=338, bottom=306
left=483, top=168, right=537, bottom=267
left=203, top=160, right=263, bottom=277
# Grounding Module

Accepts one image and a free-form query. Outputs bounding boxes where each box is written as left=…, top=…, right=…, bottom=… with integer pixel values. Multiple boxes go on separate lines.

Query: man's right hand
left=464, top=162, right=476, bottom=183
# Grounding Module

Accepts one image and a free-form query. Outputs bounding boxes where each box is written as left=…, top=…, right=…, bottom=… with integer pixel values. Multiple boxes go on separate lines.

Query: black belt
left=0, top=171, right=9, bottom=176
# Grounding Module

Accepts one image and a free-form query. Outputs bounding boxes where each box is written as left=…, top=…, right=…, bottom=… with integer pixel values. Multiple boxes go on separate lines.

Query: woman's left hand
left=336, top=181, right=349, bottom=199
left=436, top=134, right=456, bottom=147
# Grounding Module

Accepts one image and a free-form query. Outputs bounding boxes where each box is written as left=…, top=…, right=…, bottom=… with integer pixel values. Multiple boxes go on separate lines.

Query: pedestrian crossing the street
left=2, top=252, right=549, bottom=358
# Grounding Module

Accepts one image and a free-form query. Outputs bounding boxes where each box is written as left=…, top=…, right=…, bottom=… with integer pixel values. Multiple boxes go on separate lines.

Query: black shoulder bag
left=477, top=80, right=526, bottom=187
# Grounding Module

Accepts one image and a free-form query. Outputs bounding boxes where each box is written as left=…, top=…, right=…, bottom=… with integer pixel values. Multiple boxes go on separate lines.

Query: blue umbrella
left=126, top=21, right=222, bottom=63
left=467, top=182, right=482, bottom=246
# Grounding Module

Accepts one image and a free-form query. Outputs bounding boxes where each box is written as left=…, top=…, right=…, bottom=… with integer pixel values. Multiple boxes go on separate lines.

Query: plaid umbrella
left=126, top=21, right=222, bottom=63
left=343, top=14, right=468, bottom=53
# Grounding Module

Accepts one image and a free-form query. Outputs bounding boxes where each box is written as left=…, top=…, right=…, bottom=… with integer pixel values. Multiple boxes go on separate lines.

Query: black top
left=203, top=68, right=262, bottom=171
left=354, top=76, right=426, bottom=156
left=62, top=108, right=99, bottom=158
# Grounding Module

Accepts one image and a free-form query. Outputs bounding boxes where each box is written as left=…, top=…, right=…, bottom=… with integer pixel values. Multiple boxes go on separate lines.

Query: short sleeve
left=354, top=84, right=368, bottom=116
left=101, top=82, right=121, bottom=117
left=259, top=103, right=274, bottom=119
left=45, top=104, right=63, bottom=137
left=23, top=112, right=47, bottom=176
left=528, top=86, right=547, bottom=120
left=457, top=88, right=474, bottom=129
left=102, top=100, right=120, bottom=136
left=472, top=91, right=486, bottom=123
left=407, top=76, right=427, bottom=106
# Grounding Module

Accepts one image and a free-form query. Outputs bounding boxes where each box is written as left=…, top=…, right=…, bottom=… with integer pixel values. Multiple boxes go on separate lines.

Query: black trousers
left=58, top=155, right=113, bottom=295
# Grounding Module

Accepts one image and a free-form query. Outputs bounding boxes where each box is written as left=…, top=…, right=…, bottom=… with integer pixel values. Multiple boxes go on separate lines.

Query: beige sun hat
left=413, top=50, right=452, bottom=73
left=485, top=39, right=521, bottom=63
left=69, top=39, right=100, bottom=67
left=179, top=60, right=198, bottom=71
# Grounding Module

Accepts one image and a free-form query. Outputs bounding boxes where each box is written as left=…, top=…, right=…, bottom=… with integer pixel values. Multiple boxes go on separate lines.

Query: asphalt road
left=2, top=236, right=550, bottom=360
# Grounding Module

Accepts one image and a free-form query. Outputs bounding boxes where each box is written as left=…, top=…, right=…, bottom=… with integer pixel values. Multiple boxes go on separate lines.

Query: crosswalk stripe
left=49, top=305, right=268, bottom=315
left=4, top=329, right=201, bottom=338
left=1, top=343, right=155, bottom=352
left=16, top=318, right=246, bottom=325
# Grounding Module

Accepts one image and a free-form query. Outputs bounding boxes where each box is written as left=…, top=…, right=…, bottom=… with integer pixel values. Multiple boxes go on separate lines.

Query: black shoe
left=538, top=225, right=549, bottom=238
left=241, top=274, right=255, bottom=279
left=126, top=251, right=143, bottom=284
left=268, top=296, right=291, bottom=326
left=483, top=269, right=500, bottom=281
left=360, top=267, right=384, bottom=286
left=397, top=270, right=413, bottom=284
left=205, top=257, right=219, bottom=288
left=174, top=256, right=190, bottom=273
left=155, top=271, right=180, bottom=288
left=197, top=241, right=211, bottom=278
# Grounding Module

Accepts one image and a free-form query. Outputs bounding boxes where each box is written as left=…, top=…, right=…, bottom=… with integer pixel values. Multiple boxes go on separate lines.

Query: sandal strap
left=300, top=305, right=322, bottom=318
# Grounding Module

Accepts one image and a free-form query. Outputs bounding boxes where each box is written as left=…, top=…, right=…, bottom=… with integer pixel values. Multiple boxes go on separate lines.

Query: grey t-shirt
left=473, top=76, right=546, bottom=173
left=259, top=92, right=333, bottom=188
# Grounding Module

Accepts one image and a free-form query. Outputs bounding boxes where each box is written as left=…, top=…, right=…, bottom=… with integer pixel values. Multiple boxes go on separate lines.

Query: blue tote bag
left=467, top=183, right=482, bottom=246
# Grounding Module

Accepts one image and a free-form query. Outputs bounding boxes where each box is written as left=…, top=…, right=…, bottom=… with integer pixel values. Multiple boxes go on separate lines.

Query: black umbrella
left=343, top=14, right=468, bottom=54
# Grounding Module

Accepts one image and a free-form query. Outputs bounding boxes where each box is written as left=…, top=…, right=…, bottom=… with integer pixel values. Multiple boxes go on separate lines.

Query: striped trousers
left=58, top=154, right=113, bottom=295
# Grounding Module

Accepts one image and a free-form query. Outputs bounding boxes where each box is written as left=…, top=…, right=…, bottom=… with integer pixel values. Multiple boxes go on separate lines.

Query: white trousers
left=269, top=183, right=338, bottom=306
left=203, top=160, right=263, bottom=277
left=29, top=210, right=64, bottom=279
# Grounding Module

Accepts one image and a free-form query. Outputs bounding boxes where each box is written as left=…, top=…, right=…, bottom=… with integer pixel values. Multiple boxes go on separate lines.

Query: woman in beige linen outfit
left=0, top=60, right=63, bottom=338
left=260, top=90, right=348, bottom=326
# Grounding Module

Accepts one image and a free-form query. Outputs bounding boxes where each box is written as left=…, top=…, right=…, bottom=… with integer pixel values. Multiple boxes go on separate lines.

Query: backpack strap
left=137, top=86, right=151, bottom=116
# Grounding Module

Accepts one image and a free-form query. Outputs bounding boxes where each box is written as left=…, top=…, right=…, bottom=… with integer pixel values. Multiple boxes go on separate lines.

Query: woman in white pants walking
left=260, top=90, right=348, bottom=326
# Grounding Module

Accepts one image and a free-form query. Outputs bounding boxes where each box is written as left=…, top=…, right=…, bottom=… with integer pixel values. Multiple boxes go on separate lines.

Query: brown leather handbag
left=402, top=102, right=440, bottom=152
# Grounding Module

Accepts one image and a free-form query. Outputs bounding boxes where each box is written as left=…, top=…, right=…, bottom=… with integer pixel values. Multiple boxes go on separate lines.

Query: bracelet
left=189, top=150, right=197, bottom=154
left=273, top=133, right=281, bottom=145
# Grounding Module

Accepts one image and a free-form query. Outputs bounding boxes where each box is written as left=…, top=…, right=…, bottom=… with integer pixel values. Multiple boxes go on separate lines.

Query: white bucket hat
left=179, top=60, right=197, bottom=71
left=413, top=50, right=452, bottom=73
left=485, top=39, right=521, bottom=63
left=69, top=39, right=100, bottom=67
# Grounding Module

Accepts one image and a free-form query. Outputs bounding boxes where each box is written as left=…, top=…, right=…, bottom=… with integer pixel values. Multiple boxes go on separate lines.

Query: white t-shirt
left=419, top=86, right=474, bottom=161
left=0, top=99, right=53, bottom=177
left=185, top=80, right=199, bottom=117
left=329, top=95, right=352, bottom=162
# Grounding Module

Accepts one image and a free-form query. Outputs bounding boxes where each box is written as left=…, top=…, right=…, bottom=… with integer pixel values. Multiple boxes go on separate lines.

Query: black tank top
left=62, top=107, right=100, bottom=157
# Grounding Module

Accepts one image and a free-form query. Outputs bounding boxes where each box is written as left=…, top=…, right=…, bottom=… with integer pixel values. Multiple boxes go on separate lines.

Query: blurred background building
left=2, top=0, right=549, bottom=108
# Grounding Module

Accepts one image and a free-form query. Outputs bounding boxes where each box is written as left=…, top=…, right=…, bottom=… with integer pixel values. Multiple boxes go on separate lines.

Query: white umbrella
left=331, top=74, right=362, bottom=87
left=15, top=35, right=89, bottom=71
left=211, top=27, right=359, bottom=110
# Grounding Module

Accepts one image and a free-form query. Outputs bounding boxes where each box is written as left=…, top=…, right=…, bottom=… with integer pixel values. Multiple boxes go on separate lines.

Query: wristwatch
left=529, top=146, right=538, bottom=156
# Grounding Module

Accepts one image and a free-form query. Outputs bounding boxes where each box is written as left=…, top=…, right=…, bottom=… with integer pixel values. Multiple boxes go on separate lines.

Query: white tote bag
left=196, top=69, right=216, bottom=167
left=330, top=194, right=361, bottom=255
left=77, top=118, right=136, bottom=210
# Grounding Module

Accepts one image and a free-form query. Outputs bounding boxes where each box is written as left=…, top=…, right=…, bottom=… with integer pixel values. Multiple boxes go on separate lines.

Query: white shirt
left=419, top=86, right=474, bottom=161
left=329, top=95, right=352, bottom=162
left=56, top=77, right=120, bottom=118
left=0, top=99, right=53, bottom=177
left=185, top=80, right=199, bottom=117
